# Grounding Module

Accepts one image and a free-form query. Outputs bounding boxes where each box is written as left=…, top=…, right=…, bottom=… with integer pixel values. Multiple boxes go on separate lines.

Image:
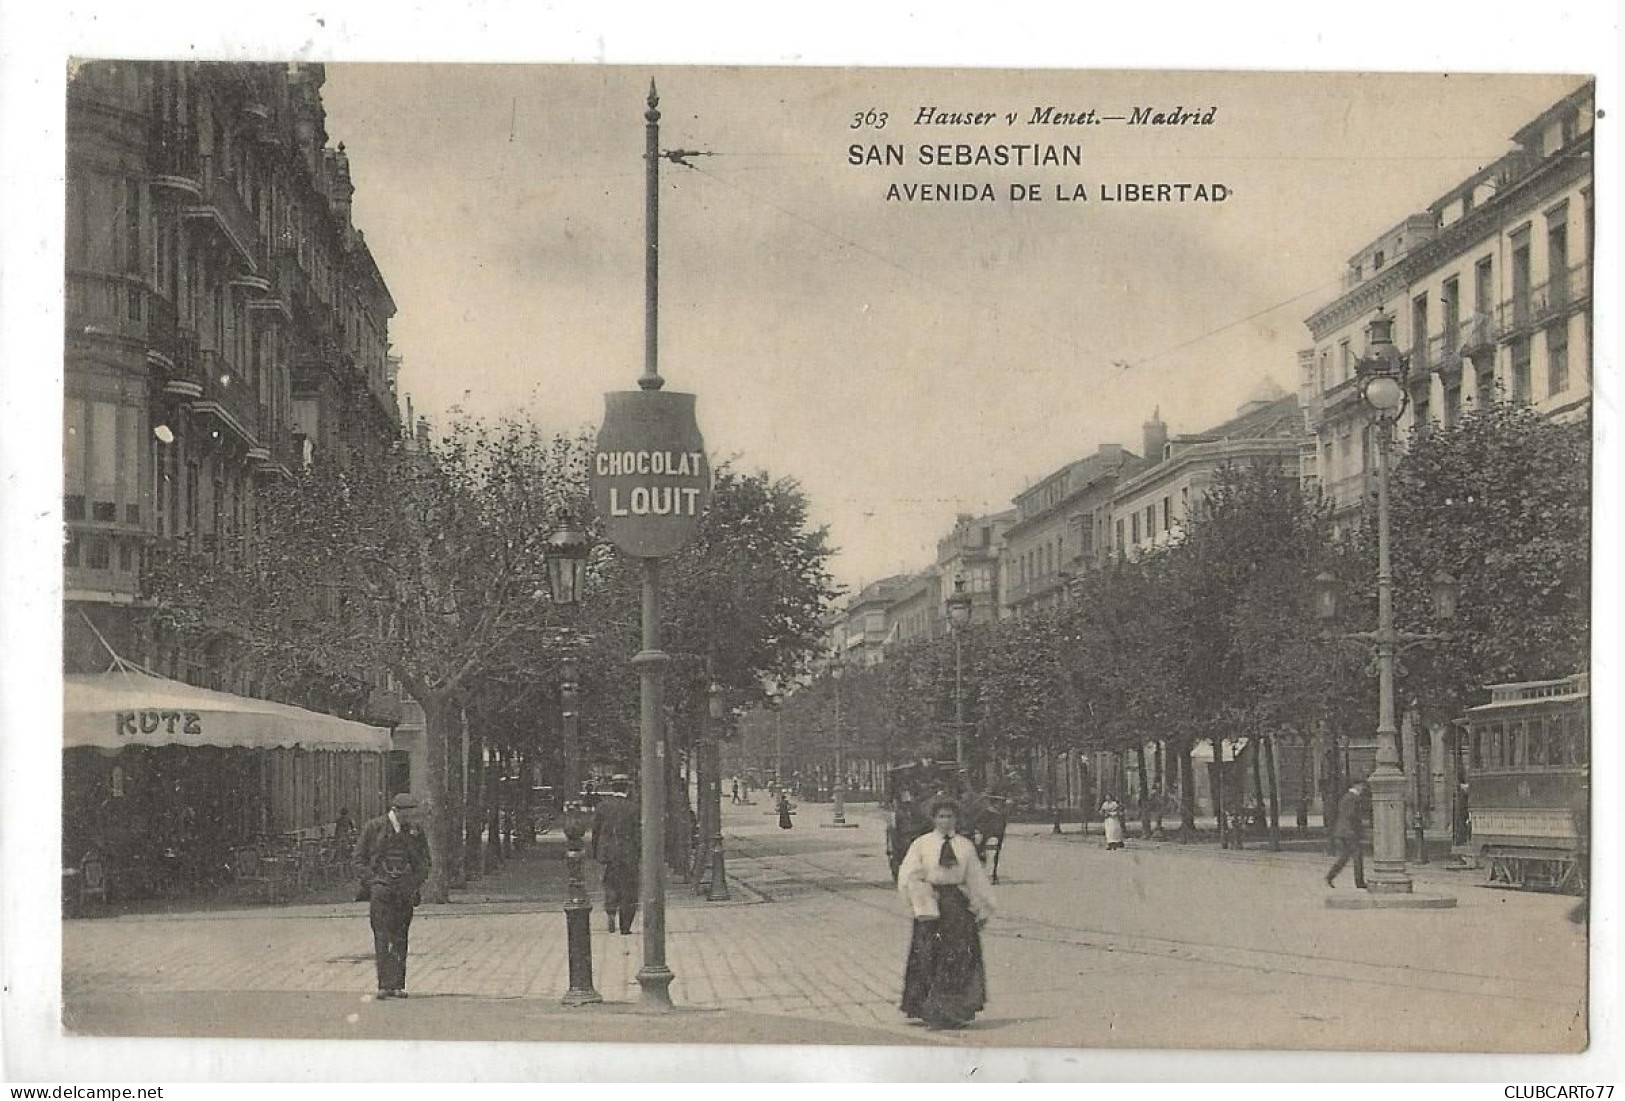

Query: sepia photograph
left=1, top=4, right=1616, bottom=1086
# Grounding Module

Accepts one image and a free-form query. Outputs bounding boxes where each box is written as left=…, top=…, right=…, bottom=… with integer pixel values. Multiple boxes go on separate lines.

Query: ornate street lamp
left=546, top=511, right=590, bottom=607
left=1318, top=308, right=1460, bottom=909
left=945, top=575, right=974, bottom=779
left=546, top=510, right=600, bottom=996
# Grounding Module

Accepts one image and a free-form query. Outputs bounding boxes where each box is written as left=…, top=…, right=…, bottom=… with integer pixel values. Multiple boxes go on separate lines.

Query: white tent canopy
left=63, top=669, right=391, bottom=754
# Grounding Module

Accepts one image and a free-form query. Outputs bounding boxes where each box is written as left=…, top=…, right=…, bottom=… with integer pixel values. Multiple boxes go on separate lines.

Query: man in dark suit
left=1325, top=781, right=1369, bottom=889
left=353, top=793, right=431, bottom=998
left=590, top=776, right=640, bottom=935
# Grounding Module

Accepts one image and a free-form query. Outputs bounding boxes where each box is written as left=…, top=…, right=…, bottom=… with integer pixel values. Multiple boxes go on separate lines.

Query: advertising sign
left=590, top=389, right=711, bottom=557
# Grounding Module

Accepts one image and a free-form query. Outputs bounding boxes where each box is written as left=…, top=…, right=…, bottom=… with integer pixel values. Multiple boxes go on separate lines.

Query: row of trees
left=143, top=416, right=839, bottom=899
left=764, top=402, right=1590, bottom=848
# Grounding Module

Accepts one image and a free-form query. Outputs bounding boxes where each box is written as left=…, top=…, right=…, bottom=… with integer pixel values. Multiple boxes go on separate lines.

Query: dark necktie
left=938, top=836, right=958, bottom=868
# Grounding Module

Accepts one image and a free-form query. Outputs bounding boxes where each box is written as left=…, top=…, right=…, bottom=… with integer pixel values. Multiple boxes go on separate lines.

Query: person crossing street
left=1325, top=781, right=1370, bottom=889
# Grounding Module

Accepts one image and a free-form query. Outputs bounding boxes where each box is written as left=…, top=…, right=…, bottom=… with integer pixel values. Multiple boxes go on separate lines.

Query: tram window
left=1486, top=722, right=1503, bottom=768
left=1527, top=717, right=1548, bottom=766
left=1510, top=720, right=1527, bottom=767
left=1469, top=729, right=1483, bottom=770
left=1547, top=716, right=1567, bottom=766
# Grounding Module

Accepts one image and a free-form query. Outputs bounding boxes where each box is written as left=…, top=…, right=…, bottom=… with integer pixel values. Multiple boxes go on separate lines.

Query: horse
left=957, top=791, right=1009, bottom=884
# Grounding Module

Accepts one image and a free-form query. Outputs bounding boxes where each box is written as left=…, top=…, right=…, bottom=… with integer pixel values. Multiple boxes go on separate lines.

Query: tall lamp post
left=546, top=512, right=600, bottom=1004
left=946, top=575, right=974, bottom=779
left=824, top=664, right=857, bottom=827
left=1316, top=308, right=1460, bottom=911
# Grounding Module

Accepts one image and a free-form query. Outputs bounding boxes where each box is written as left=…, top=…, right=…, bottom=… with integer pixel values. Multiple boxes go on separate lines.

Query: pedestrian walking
left=1100, top=792, right=1126, bottom=850
left=730, top=777, right=742, bottom=805
left=590, top=775, right=640, bottom=934
left=898, top=796, right=994, bottom=1030
left=352, top=793, right=431, bottom=1000
left=1325, top=781, right=1370, bottom=889
left=777, top=790, right=794, bottom=830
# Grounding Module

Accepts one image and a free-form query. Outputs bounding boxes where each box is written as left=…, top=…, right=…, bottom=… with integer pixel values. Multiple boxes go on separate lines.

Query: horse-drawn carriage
left=882, top=760, right=1009, bottom=884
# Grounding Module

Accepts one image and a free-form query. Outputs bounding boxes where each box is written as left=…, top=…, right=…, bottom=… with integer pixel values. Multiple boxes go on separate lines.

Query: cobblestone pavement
left=62, top=800, right=1589, bottom=1050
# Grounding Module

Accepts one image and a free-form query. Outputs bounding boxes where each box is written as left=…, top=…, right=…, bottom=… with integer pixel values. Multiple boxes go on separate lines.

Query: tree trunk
left=1213, top=737, right=1228, bottom=849
left=419, top=693, right=457, bottom=903
left=444, top=710, right=467, bottom=889
left=1263, top=733, right=1282, bottom=852
left=1133, top=742, right=1151, bottom=839
left=1248, top=736, right=1265, bottom=847
left=1178, top=744, right=1196, bottom=840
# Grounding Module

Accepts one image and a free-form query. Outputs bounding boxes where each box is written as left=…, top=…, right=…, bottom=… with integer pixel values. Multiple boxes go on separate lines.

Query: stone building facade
left=64, top=61, right=401, bottom=722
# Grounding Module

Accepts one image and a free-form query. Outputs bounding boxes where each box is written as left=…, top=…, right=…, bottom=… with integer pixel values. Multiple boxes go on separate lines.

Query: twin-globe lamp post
left=945, top=575, right=974, bottom=779
left=1313, top=308, right=1460, bottom=910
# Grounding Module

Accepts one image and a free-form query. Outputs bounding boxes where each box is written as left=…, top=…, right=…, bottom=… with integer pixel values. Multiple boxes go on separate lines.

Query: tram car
left=1461, top=673, right=1589, bottom=894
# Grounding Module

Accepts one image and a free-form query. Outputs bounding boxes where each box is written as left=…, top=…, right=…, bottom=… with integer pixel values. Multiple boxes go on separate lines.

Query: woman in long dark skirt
left=897, top=796, right=995, bottom=1029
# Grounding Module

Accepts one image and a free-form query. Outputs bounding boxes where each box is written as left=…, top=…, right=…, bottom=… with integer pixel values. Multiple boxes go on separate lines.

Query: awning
left=63, top=669, right=391, bottom=753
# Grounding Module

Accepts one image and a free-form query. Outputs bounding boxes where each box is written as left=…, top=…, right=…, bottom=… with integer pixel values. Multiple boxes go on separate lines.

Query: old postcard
left=2, top=8, right=1613, bottom=1081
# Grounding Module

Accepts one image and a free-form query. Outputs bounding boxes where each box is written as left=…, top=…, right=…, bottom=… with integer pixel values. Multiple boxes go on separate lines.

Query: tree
left=1387, top=401, right=1590, bottom=718
left=145, top=417, right=591, bottom=901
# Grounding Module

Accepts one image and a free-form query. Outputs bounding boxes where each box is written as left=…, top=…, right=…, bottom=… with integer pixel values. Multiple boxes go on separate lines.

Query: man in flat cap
left=353, top=793, right=431, bottom=999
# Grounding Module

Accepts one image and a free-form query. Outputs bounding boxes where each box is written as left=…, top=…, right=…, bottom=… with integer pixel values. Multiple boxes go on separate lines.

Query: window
left=1547, top=211, right=1570, bottom=301
left=1131, top=513, right=1140, bottom=544
left=1162, top=496, right=1171, bottom=532
left=1180, top=486, right=1190, bottom=516
left=85, top=536, right=110, bottom=570
left=1547, top=323, right=1569, bottom=396
left=124, top=177, right=142, bottom=275
left=185, top=462, right=199, bottom=541
left=1441, top=277, right=1459, bottom=351
left=1373, top=250, right=1385, bottom=270
left=1339, top=340, right=1353, bottom=383
left=1474, top=256, right=1493, bottom=318
left=1115, top=519, right=1124, bottom=551
left=1144, top=505, right=1154, bottom=539
left=1511, top=338, right=1531, bottom=402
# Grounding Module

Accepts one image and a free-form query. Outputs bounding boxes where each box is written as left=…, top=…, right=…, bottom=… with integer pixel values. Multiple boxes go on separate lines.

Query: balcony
left=191, top=349, right=261, bottom=446
left=1408, top=338, right=1431, bottom=375
left=1531, top=265, right=1590, bottom=327
left=184, top=156, right=263, bottom=274
left=145, top=292, right=203, bottom=398
left=64, top=528, right=145, bottom=605
left=1458, top=312, right=1496, bottom=359
left=66, top=270, right=149, bottom=343
left=1496, top=291, right=1535, bottom=341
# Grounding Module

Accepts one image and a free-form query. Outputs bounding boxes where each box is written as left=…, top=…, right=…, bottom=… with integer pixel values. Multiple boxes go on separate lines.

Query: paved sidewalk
left=63, top=816, right=929, bottom=1042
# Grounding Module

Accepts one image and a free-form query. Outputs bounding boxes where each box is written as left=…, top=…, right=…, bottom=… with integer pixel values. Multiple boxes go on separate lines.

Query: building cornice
left=1306, top=135, right=1592, bottom=340
left=1112, top=437, right=1301, bottom=501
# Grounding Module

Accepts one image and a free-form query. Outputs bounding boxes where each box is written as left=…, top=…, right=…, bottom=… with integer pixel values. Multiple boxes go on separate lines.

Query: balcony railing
left=194, top=348, right=261, bottom=444
left=1458, top=312, right=1496, bottom=356
left=185, top=156, right=263, bottom=273
left=66, top=270, right=148, bottom=341
left=1409, top=338, right=1431, bottom=375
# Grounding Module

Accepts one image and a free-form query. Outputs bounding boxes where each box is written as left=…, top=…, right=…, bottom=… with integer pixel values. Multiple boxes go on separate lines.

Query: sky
left=317, top=67, right=1583, bottom=592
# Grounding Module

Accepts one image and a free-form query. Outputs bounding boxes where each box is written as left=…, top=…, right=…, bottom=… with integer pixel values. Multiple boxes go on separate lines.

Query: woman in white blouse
left=897, top=795, right=995, bottom=1029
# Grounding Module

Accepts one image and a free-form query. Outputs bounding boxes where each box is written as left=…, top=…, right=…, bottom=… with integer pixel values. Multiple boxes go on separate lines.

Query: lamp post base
left=1325, top=892, right=1457, bottom=910
left=636, top=965, right=676, bottom=1008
